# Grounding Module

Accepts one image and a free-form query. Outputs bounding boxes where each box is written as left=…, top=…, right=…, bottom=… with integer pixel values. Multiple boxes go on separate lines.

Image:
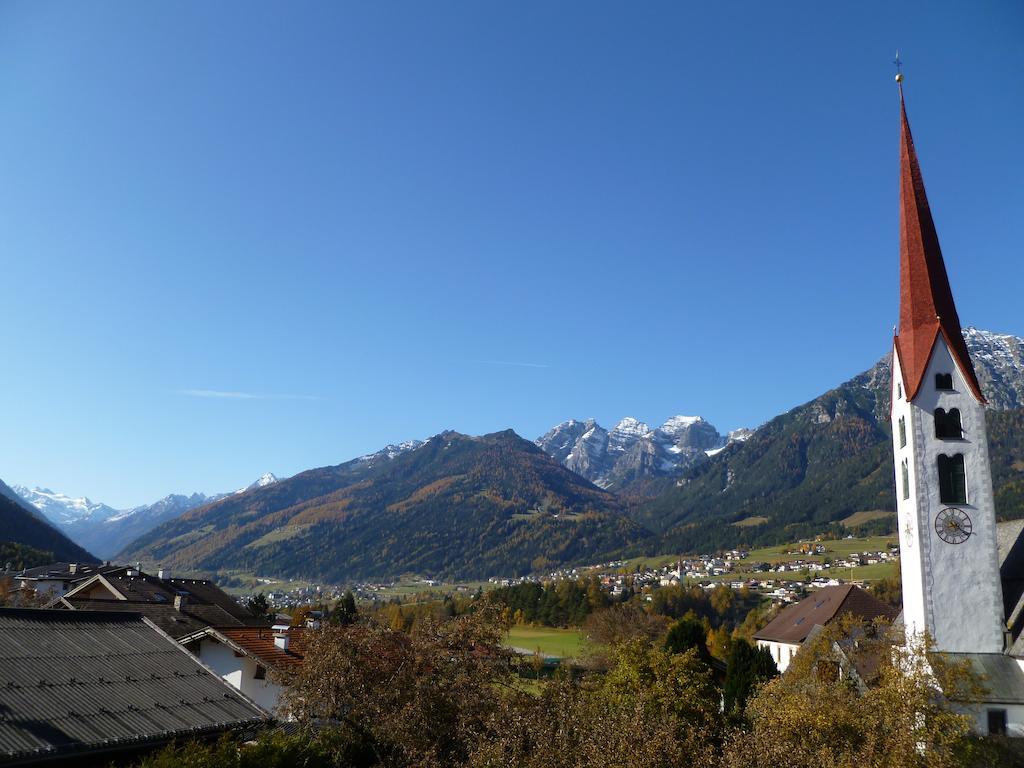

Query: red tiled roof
left=216, top=626, right=309, bottom=673
left=894, top=90, right=984, bottom=403
left=754, top=585, right=897, bottom=645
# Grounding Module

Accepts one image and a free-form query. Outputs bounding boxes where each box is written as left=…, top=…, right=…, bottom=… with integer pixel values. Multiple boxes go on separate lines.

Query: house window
left=899, top=417, right=907, bottom=448
left=938, top=454, right=967, bottom=504
left=987, top=708, right=1008, bottom=736
left=934, top=408, right=963, bottom=440
left=254, top=665, right=266, bottom=680
left=935, top=373, right=954, bottom=390
left=901, top=459, right=910, bottom=500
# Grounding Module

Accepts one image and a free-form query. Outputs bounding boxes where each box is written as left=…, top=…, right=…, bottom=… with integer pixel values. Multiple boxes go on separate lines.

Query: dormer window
left=935, top=373, right=954, bottom=391
left=934, top=408, right=963, bottom=440
left=938, top=453, right=967, bottom=504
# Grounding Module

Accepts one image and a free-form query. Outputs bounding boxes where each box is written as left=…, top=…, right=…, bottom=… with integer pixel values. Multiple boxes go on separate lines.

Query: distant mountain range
left=635, top=328, right=1024, bottom=554
left=7, top=328, right=1023, bottom=582
left=536, top=415, right=751, bottom=494
left=118, top=431, right=645, bottom=581
left=11, top=474, right=280, bottom=559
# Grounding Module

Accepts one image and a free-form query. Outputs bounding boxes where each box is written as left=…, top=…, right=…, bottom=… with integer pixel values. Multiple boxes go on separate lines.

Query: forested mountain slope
left=120, top=430, right=647, bottom=581
left=637, top=340, right=1024, bottom=554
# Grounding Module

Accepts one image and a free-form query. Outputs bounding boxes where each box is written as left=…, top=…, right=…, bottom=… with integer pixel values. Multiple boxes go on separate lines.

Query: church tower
left=891, top=86, right=1005, bottom=654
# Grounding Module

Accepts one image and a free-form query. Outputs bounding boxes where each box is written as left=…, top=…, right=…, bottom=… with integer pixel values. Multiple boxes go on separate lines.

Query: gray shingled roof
left=944, top=653, right=1024, bottom=705
left=0, top=608, right=268, bottom=765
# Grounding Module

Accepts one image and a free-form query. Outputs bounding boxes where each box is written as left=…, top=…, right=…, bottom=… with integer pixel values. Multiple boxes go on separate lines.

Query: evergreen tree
left=245, top=592, right=271, bottom=621
left=664, top=617, right=710, bottom=662
left=331, top=590, right=358, bottom=626
left=723, top=638, right=777, bottom=714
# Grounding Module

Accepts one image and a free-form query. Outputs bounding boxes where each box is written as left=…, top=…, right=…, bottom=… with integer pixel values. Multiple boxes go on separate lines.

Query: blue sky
left=1, top=2, right=1022, bottom=507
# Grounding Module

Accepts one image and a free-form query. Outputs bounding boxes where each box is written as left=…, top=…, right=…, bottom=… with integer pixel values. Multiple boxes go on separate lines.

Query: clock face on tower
left=935, top=507, right=972, bottom=544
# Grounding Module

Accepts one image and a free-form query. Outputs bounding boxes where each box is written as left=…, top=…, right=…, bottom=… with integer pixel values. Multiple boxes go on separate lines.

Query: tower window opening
left=899, top=417, right=907, bottom=448
left=934, top=408, right=963, bottom=440
left=938, top=453, right=967, bottom=504
left=901, top=459, right=910, bottom=500
left=896, top=381, right=903, bottom=400
left=935, top=373, right=954, bottom=390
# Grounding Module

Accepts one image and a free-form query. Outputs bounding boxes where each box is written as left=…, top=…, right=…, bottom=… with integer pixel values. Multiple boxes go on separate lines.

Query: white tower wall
left=892, top=336, right=1004, bottom=653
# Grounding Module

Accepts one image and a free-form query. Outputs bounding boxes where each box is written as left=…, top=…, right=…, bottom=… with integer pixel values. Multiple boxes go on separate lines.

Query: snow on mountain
left=727, top=427, right=755, bottom=443
left=537, top=415, right=747, bottom=491
left=963, top=327, right=1024, bottom=410
left=236, top=472, right=280, bottom=494
left=12, top=474, right=285, bottom=560
left=12, top=486, right=120, bottom=526
left=358, top=440, right=425, bottom=464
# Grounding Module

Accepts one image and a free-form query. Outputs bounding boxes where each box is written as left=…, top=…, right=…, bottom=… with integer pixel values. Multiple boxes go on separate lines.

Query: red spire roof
left=894, top=89, right=984, bottom=403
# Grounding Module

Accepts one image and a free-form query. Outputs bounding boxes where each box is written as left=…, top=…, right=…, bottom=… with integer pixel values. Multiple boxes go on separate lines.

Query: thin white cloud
left=178, top=389, right=322, bottom=401
left=481, top=360, right=550, bottom=369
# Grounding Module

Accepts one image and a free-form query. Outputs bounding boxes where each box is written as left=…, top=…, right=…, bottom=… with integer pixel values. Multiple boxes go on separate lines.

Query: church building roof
left=894, top=89, right=985, bottom=403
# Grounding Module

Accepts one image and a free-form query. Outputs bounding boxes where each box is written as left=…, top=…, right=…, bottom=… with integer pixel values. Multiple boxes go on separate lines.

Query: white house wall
left=756, top=639, right=800, bottom=673
left=197, top=639, right=284, bottom=716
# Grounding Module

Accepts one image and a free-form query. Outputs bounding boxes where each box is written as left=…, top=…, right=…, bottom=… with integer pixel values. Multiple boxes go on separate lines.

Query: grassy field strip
left=504, top=626, right=586, bottom=659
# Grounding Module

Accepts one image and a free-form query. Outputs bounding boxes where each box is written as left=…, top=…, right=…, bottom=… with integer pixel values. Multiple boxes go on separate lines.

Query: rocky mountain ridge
left=536, top=414, right=746, bottom=493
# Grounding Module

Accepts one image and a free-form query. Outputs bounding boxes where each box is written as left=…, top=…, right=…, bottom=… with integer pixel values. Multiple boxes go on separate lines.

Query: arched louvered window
left=938, top=453, right=967, bottom=504
left=934, top=408, right=963, bottom=439
left=901, top=459, right=910, bottom=500
left=935, top=373, right=954, bottom=390
left=899, top=416, right=907, bottom=448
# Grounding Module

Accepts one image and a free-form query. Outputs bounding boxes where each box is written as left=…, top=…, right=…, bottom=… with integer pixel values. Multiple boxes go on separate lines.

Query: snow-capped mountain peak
left=610, top=417, right=651, bottom=437
left=236, top=473, right=280, bottom=494
left=358, top=440, right=425, bottom=464
left=12, top=485, right=120, bottom=526
left=658, top=415, right=704, bottom=432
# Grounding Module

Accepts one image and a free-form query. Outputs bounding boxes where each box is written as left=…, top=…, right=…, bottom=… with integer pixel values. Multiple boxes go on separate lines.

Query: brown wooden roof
left=216, top=627, right=308, bottom=673
left=754, top=585, right=897, bottom=645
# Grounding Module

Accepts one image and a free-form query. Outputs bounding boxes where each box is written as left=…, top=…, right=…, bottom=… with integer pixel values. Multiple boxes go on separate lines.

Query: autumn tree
left=582, top=603, right=668, bottom=651
left=710, top=584, right=735, bottom=617
left=284, top=608, right=512, bottom=768
left=471, top=642, right=723, bottom=768
left=722, top=617, right=985, bottom=768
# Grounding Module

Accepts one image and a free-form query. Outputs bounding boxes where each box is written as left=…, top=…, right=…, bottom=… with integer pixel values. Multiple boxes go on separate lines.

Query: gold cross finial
left=894, top=51, right=904, bottom=84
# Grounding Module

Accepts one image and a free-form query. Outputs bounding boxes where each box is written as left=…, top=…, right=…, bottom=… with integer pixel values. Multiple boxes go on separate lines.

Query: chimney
left=273, top=631, right=290, bottom=651
left=174, top=594, right=187, bottom=611
left=68, top=563, right=78, bottom=575
left=125, top=568, right=135, bottom=577
left=158, top=568, right=169, bottom=580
